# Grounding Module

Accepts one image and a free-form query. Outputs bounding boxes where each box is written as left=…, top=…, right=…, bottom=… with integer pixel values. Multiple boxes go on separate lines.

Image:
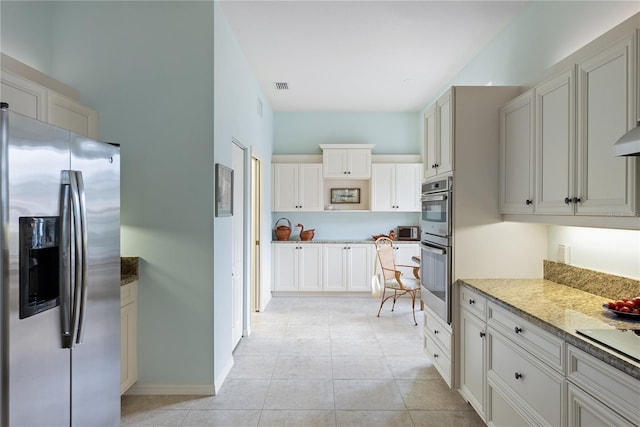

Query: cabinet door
left=48, top=91, right=98, bottom=139
left=298, top=245, right=323, bottom=291
left=298, top=164, right=323, bottom=211
left=370, top=164, right=395, bottom=211
left=499, top=91, right=535, bottom=214
left=323, top=149, right=347, bottom=177
left=272, top=164, right=299, bottom=211
left=273, top=244, right=298, bottom=291
left=347, top=149, right=371, bottom=178
left=395, top=164, right=422, bottom=211
left=393, top=244, right=419, bottom=277
left=535, top=70, right=575, bottom=215
left=347, top=244, right=371, bottom=291
left=424, top=106, right=438, bottom=179
left=459, top=308, right=486, bottom=419
left=1, top=71, right=47, bottom=120
left=120, top=300, right=137, bottom=394
left=323, top=245, right=347, bottom=291
left=576, top=32, right=638, bottom=216
left=436, top=90, right=453, bottom=175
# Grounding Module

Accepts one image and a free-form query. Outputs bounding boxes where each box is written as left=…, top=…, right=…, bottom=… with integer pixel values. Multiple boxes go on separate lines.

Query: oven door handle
left=421, top=194, right=448, bottom=202
left=421, top=242, right=447, bottom=255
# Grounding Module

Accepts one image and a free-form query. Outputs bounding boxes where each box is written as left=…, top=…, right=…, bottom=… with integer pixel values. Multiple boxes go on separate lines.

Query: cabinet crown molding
left=319, top=144, right=375, bottom=150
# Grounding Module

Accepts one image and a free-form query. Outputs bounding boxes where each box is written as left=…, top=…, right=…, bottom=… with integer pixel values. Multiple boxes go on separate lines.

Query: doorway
left=250, top=156, right=262, bottom=312
left=231, top=142, right=245, bottom=348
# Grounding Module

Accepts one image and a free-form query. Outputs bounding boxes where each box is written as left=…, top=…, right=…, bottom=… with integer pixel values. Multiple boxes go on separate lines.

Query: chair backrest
left=374, top=237, right=397, bottom=281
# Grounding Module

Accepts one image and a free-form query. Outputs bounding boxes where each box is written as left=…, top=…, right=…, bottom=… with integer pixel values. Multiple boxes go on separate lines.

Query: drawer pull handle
left=433, top=353, right=438, bottom=358
left=468, top=299, right=475, bottom=305
left=479, top=331, right=486, bottom=338
left=433, top=330, right=439, bottom=334
left=514, top=326, right=523, bottom=334
left=514, top=372, right=523, bottom=380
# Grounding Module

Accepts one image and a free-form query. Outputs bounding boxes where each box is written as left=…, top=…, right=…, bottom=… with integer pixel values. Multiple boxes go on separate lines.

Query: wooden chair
left=374, top=237, right=421, bottom=325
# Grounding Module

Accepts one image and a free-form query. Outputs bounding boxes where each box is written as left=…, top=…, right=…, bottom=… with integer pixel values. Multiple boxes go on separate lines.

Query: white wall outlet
left=557, top=244, right=570, bottom=264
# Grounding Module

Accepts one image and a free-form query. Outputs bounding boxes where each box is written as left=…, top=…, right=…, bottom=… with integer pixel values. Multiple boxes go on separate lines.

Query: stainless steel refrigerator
left=0, top=104, right=121, bottom=426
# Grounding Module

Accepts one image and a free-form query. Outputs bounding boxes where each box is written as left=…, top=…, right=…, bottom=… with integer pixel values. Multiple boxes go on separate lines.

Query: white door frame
left=231, top=140, right=250, bottom=345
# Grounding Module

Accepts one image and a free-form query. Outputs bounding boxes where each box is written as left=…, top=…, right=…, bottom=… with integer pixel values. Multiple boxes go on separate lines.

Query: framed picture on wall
left=330, top=188, right=361, bottom=204
left=215, top=163, right=233, bottom=217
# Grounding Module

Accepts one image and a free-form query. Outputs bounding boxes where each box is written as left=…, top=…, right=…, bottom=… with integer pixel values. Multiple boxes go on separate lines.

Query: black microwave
left=397, top=226, right=419, bottom=241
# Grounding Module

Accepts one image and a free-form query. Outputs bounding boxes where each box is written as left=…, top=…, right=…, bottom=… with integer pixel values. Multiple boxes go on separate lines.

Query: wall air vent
left=273, top=82, right=289, bottom=90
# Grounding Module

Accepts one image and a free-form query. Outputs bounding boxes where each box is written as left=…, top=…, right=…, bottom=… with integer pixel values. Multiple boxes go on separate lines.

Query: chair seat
left=384, top=277, right=420, bottom=290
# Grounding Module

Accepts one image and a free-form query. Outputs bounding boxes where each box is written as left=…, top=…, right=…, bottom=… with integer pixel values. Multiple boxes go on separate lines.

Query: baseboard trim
left=125, top=383, right=215, bottom=396
left=214, top=356, right=235, bottom=393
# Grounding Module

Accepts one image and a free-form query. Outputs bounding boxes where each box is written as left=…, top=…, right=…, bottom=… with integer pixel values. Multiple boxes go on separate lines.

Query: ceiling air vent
left=273, top=82, right=289, bottom=90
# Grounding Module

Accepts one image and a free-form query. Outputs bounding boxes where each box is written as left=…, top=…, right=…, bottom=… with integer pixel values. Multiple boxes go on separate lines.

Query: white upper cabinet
left=1, top=57, right=98, bottom=139
left=1, top=70, right=48, bottom=121
left=320, top=144, right=374, bottom=179
left=535, top=69, right=576, bottom=215
left=371, top=163, right=422, bottom=212
left=575, top=32, right=638, bottom=216
left=272, top=163, right=323, bottom=212
left=424, top=91, right=453, bottom=179
left=499, top=90, right=535, bottom=214
left=48, top=92, right=98, bottom=139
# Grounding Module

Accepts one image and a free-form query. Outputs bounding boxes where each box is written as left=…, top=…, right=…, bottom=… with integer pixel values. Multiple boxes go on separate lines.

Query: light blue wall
left=0, top=1, right=54, bottom=74
left=274, top=112, right=419, bottom=155
left=273, top=112, right=421, bottom=238
left=49, top=1, right=217, bottom=388
left=1, top=0, right=272, bottom=391
left=213, top=1, right=273, bottom=386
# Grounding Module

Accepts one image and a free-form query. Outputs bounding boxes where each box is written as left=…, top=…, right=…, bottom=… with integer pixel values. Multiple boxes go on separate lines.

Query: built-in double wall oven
left=420, top=175, right=453, bottom=324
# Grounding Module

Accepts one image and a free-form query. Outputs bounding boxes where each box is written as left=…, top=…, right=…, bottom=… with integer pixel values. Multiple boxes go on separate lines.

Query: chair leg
left=377, top=287, right=387, bottom=317
left=420, top=298, right=424, bottom=311
left=391, top=290, right=398, bottom=312
left=411, top=291, right=417, bottom=326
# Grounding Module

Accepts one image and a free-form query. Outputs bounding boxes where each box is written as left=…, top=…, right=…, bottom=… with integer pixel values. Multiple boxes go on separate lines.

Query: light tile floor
left=121, top=296, right=484, bottom=426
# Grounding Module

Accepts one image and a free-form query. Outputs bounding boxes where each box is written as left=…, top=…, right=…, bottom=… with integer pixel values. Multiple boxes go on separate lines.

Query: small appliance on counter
left=397, top=225, right=419, bottom=241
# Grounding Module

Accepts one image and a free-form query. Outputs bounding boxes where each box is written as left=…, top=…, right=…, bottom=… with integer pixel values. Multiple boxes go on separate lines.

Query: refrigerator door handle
left=74, top=171, right=88, bottom=345
left=60, top=170, right=85, bottom=348
left=59, top=172, right=72, bottom=345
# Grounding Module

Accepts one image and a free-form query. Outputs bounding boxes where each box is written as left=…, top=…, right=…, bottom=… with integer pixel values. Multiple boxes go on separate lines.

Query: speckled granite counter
left=120, top=257, right=139, bottom=286
left=458, top=275, right=640, bottom=380
left=272, top=239, right=420, bottom=244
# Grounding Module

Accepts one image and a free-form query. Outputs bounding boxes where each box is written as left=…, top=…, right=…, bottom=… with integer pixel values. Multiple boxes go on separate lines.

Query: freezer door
left=4, top=110, right=72, bottom=426
left=69, top=135, right=120, bottom=426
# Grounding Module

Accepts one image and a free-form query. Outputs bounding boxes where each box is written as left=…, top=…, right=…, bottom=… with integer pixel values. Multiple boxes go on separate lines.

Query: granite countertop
left=458, top=278, right=640, bottom=380
left=272, top=239, right=420, bottom=244
left=120, top=257, right=139, bottom=286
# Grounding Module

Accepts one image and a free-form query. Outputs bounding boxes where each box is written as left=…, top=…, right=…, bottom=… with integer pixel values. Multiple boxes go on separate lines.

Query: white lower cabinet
left=566, top=344, right=640, bottom=426
left=459, top=286, right=487, bottom=420
left=459, top=288, right=640, bottom=427
left=120, top=281, right=138, bottom=394
left=487, top=327, right=565, bottom=426
left=272, top=243, right=323, bottom=292
left=323, top=244, right=371, bottom=291
left=423, top=305, right=453, bottom=387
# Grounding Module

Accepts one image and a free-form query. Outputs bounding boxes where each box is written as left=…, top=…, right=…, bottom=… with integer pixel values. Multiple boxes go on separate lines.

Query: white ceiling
left=219, top=0, right=528, bottom=112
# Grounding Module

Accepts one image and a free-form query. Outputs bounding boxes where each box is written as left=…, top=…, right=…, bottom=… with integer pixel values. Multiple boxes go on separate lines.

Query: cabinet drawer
left=424, top=331, right=452, bottom=388
left=120, top=281, right=137, bottom=307
left=567, top=344, right=640, bottom=424
left=424, top=308, right=452, bottom=354
left=488, top=302, right=564, bottom=371
left=460, top=285, right=486, bottom=319
left=567, top=383, right=636, bottom=427
left=488, top=329, right=564, bottom=427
